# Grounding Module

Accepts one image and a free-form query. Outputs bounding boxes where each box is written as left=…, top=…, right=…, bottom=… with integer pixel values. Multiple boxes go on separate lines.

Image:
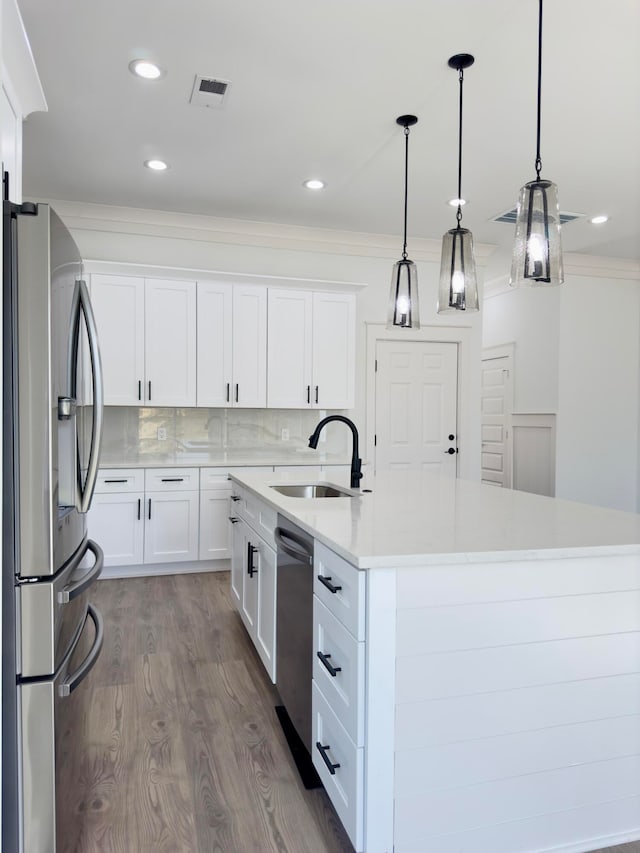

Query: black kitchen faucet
left=308, top=415, right=363, bottom=490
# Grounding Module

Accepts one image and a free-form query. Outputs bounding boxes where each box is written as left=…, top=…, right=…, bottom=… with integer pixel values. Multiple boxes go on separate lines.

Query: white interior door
left=375, top=340, right=458, bottom=474
left=481, top=352, right=513, bottom=487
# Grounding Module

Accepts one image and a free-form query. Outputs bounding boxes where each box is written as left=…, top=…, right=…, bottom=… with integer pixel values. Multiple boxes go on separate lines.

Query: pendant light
left=387, top=115, right=420, bottom=329
left=510, top=0, right=563, bottom=287
left=437, top=54, right=479, bottom=314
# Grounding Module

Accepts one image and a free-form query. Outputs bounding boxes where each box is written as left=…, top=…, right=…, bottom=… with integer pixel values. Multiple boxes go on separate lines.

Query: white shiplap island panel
left=229, top=469, right=640, bottom=852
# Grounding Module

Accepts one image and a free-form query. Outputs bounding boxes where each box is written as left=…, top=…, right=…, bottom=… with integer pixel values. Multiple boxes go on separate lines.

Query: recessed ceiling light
left=129, top=59, right=164, bottom=80
left=144, top=159, right=169, bottom=171
left=303, top=179, right=325, bottom=190
left=590, top=214, right=609, bottom=225
left=448, top=197, right=466, bottom=207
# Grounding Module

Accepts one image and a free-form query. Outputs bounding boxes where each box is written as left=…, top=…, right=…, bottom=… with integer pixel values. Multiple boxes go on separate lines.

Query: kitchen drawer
left=144, top=467, right=199, bottom=491
left=201, top=466, right=270, bottom=489
left=312, top=681, right=364, bottom=852
left=95, top=468, right=144, bottom=493
left=313, top=597, right=365, bottom=746
left=314, top=541, right=365, bottom=641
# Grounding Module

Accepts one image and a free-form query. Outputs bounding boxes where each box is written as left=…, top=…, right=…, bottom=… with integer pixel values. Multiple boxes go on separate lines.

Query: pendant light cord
left=402, top=125, right=409, bottom=259
left=457, top=67, right=464, bottom=227
left=535, top=0, right=543, bottom=179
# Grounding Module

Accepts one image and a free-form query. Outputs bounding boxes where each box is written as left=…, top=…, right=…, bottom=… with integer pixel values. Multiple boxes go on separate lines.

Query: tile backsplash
left=100, top=407, right=349, bottom=459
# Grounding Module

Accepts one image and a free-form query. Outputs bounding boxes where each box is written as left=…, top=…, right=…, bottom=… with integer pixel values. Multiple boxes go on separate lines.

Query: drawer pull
left=317, top=651, right=341, bottom=677
left=318, top=574, right=342, bottom=594
left=104, top=479, right=128, bottom=484
left=161, top=477, right=184, bottom=482
left=316, top=742, right=340, bottom=775
left=228, top=516, right=239, bottom=524
left=230, top=495, right=241, bottom=502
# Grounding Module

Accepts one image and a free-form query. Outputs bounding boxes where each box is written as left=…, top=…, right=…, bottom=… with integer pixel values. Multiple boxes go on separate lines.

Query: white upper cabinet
left=267, top=289, right=356, bottom=409
left=90, top=274, right=145, bottom=405
left=90, top=274, right=196, bottom=406
left=197, top=282, right=267, bottom=407
left=312, top=292, right=356, bottom=410
left=145, top=279, right=196, bottom=406
left=266, top=290, right=313, bottom=408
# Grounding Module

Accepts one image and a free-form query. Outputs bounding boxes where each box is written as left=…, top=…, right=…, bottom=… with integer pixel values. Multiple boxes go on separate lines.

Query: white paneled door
left=480, top=353, right=513, bottom=487
left=375, top=341, right=458, bottom=474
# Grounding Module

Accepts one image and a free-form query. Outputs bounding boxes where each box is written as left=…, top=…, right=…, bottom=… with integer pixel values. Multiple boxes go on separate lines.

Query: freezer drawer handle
left=317, top=651, right=341, bottom=677
left=58, top=605, right=104, bottom=697
left=57, top=540, right=104, bottom=604
left=316, top=742, right=340, bottom=775
left=317, top=574, right=342, bottom=594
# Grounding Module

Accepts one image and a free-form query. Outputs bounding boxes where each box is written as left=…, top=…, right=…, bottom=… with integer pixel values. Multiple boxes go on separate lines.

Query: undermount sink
left=270, top=483, right=354, bottom=499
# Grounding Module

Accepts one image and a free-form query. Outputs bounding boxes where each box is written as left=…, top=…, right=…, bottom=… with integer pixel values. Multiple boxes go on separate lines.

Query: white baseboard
left=99, top=558, right=230, bottom=580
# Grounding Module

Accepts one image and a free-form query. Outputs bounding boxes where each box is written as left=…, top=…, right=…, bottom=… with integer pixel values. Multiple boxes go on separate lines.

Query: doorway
left=374, top=340, right=458, bottom=474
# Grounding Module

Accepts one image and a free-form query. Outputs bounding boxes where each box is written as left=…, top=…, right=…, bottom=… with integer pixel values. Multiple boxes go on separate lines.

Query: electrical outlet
left=157, top=427, right=167, bottom=441
left=281, top=428, right=290, bottom=441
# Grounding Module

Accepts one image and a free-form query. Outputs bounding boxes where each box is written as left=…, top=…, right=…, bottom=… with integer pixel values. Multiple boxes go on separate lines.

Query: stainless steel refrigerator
left=2, top=200, right=105, bottom=852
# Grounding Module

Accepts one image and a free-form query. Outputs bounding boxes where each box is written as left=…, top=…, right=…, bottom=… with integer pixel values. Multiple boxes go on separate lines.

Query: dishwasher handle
left=274, top=527, right=313, bottom=566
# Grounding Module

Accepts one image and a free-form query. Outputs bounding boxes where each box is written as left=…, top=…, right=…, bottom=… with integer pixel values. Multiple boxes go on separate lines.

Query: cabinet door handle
left=315, top=385, right=319, bottom=404
left=228, top=516, right=239, bottom=523
left=307, top=385, right=310, bottom=404
left=161, top=478, right=184, bottom=482
left=137, top=498, right=141, bottom=521
left=226, top=382, right=230, bottom=402
left=148, top=380, right=152, bottom=401
left=235, top=383, right=239, bottom=403
left=138, top=380, right=142, bottom=401
left=148, top=498, right=152, bottom=520
left=230, top=495, right=241, bottom=502
left=316, top=742, right=340, bottom=775
left=317, top=651, right=341, bottom=677
left=317, top=574, right=342, bottom=594
left=247, top=543, right=258, bottom=577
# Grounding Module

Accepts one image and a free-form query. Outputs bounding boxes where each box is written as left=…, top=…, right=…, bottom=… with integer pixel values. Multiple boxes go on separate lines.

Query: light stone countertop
left=230, top=468, right=640, bottom=569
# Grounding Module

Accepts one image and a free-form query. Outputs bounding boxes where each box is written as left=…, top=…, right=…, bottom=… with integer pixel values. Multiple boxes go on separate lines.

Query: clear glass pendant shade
left=510, top=179, right=564, bottom=287
left=387, top=259, right=420, bottom=329
left=437, top=227, right=478, bottom=313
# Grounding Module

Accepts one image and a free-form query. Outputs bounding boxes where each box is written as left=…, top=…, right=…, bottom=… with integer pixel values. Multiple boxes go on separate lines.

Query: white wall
left=483, top=262, right=640, bottom=513
left=51, top=201, right=486, bottom=481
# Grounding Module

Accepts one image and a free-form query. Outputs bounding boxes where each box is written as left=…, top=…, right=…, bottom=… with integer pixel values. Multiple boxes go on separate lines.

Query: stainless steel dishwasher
left=274, top=514, right=320, bottom=787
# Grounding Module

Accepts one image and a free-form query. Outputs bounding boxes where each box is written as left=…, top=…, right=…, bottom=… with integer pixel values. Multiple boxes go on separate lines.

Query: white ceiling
left=17, top=0, right=640, bottom=260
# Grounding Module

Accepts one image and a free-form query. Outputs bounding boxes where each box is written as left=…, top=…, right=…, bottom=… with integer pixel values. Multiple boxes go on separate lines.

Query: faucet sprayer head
left=308, top=432, right=319, bottom=449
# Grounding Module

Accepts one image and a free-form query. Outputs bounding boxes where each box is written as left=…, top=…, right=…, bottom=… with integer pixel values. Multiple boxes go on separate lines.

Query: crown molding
left=41, top=198, right=497, bottom=265
left=2, top=0, right=47, bottom=117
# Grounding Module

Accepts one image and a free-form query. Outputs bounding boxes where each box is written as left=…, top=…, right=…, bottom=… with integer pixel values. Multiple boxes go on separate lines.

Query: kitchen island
left=230, top=468, right=640, bottom=853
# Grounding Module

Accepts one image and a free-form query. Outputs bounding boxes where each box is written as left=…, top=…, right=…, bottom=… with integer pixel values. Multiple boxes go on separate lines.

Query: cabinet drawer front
left=314, top=542, right=365, bottom=641
left=95, top=468, right=144, bottom=493
left=201, top=466, right=271, bottom=489
left=312, top=682, right=364, bottom=852
left=314, top=597, right=365, bottom=745
left=144, top=468, right=199, bottom=491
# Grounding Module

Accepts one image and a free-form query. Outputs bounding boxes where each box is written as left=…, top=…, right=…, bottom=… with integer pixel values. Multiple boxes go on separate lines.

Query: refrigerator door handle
left=58, top=605, right=104, bottom=697
left=75, top=280, right=104, bottom=513
left=57, top=540, right=104, bottom=604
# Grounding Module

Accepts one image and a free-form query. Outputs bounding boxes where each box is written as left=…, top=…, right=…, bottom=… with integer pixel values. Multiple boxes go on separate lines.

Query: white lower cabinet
left=313, top=541, right=366, bottom=852
left=229, top=485, right=277, bottom=682
left=89, top=468, right=199, bottom=570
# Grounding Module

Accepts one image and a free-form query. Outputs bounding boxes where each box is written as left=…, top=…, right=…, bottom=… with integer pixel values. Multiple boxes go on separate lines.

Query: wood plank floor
left=68, top=572, right=353, bottom=853
left=69, top=571, right=640, bottom=853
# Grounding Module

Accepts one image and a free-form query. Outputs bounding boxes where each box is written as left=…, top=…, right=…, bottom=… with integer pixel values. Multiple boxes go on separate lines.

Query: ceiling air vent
left=189, top=75, right=231, bottom=109
left=492, top=207, right=583, bottom=226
